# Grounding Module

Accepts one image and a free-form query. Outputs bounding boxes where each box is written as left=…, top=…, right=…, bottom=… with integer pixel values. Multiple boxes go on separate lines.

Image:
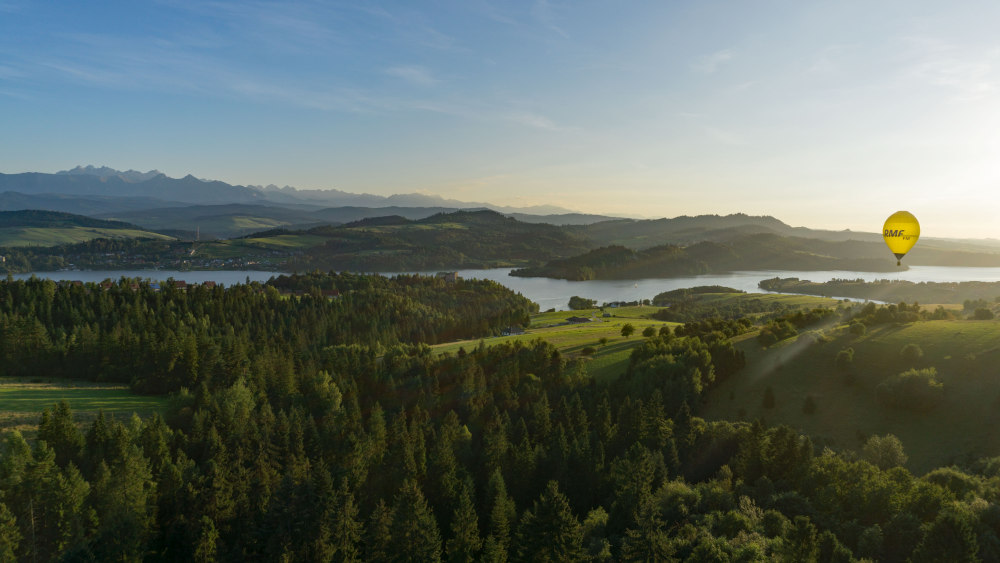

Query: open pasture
left=433, top=306, right=675, bottom=382
left=0, top=377, right=168, bottom=435
left=702, top=318, right=1000, bottom=473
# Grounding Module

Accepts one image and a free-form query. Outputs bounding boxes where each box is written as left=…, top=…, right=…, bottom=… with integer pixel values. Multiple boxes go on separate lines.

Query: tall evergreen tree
left=446, top=481, right=482, bottom=563
left=332, top=479, right=363, bottom=562
left=515, top=481, right=584, bottom=562
left=389, top=479, right=442, bottom=562
left=0, top=502, right=19, bottom=562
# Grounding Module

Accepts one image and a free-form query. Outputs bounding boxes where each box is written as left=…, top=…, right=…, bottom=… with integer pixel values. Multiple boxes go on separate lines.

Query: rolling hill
left=0, top=210, right=172, bottom=247
left=704, top=315, right=1000, bottom=473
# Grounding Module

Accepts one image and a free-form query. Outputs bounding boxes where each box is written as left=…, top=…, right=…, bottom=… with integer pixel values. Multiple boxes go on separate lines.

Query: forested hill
left=571, top=213, right=796, bottom=247
left=510, top=233, right=911, bottom=280
left=289, top=209, right=592, bottom=271
left=0, top=209, right=172, bottom=251
left=0, top=273, right=536, bottom=390
left=8, top=272, right=1000, bottom=560
left=0, top=209, right=143, bottom=230
left=760, top=277, right=1000, bottom=304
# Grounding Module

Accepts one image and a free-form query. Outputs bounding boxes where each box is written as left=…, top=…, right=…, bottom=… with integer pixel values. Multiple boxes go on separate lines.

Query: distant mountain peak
left=57, top=165, right=163, bottom=183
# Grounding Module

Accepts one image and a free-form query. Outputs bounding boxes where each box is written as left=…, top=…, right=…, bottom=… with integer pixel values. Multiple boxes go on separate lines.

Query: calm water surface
left=18, top=266, right=1000, bottom=311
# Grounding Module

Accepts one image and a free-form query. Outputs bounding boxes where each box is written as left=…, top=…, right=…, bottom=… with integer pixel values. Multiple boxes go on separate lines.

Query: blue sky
left=3, top=1, right=1000, bottom=238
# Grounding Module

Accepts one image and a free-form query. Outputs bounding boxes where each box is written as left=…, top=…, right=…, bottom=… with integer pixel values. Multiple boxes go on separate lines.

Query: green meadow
left=702, top=318, right=1000, bottom=474
left=432, top=295, right=843, bottom=383
left=433, top=306, right=676, bottom=382
left=0, top=378, right=168, bottom=435
left=0, top=227, right=172, bottom=247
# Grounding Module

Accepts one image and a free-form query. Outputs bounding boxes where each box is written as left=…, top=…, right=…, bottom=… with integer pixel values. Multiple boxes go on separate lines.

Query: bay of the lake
left=17, top=266, right=1000, bottom=311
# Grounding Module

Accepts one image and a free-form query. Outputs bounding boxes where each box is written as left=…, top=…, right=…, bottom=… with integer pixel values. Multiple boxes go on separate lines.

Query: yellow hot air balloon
left=883, top=211, right=920, bottom=266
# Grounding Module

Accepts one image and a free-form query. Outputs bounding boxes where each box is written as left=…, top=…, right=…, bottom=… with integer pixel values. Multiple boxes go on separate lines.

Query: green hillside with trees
left=3, top=275, right=1000, bottom=560
left=511, top=234, right=910, bottom=280
left=761, top=277, right=1000, bottom=305
left=0, top=210, right=171, bottom=248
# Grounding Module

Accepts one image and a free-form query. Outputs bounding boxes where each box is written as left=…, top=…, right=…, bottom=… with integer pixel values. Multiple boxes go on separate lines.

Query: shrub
left=642, top=326, right=656, bottom=338
left=758, top=320, right=797, bottom=347
left=973, top=308, right=995, bottom=320
left=835, top=347, right=854, bottom=371
left=568, top=295, right=597, bottom=310
left=900, top=343, right=924, bottom=364
left=849, top=321, right=866, bottom=336
left=862, top=434, right=908, bottom=469
left=580, top=346, right=596, bottom=356
left=620, top=323, right=635, bottom=338
left=876, top=367, right=944, bottom=411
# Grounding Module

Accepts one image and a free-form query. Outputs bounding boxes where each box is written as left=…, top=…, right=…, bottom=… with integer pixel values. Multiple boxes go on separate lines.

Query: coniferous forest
left=1, top=274, right=999, bottom=562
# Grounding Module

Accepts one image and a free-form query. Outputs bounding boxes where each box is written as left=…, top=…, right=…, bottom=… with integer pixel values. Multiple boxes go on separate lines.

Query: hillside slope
left=702, top=318, right=1000, bottom=473
left=0, top=210, right=172, bottom=247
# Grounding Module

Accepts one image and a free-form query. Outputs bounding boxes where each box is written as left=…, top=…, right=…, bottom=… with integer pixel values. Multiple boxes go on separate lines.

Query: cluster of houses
left=436, top=271, right=460, bottom=284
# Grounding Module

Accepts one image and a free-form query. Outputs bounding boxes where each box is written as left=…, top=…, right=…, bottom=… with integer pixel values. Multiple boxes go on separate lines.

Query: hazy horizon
left=4, top=1, right=1000, bottom=238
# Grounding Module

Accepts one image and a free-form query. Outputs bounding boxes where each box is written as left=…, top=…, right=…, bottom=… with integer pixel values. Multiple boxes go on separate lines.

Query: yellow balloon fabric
left=883, top=211, right=920, bottom=265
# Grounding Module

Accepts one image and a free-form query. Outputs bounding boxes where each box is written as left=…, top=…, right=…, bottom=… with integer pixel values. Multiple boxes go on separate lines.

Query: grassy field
left=702, top=318, right=1000, bottom=474
left=433, top=295, right=846, bottom=383
left=241, top=234, right=330, bottom=249
left=0, top=377, right=168, bottom=436
left=433, top=307, right=676, bottom=382
left=693, top=292, right=840, bottom=310
left=0, top=227, right=173, bottom=247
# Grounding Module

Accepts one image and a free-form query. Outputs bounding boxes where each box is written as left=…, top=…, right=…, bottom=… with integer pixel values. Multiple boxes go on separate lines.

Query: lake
left=21, top=266, right=1000, bottom=311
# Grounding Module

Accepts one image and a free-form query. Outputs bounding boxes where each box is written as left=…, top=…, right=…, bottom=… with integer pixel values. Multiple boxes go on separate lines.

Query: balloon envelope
left=883, top=211, right=920, bottom=263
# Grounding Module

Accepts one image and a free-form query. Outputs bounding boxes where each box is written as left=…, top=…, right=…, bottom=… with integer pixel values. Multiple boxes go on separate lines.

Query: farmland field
left=0, top=377, right=168, bottom=435
left=0, top=226, right=172, bottom=247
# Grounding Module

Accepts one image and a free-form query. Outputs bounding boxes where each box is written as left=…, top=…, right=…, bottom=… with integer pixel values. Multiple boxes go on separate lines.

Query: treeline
left=759, top=277, right=1000, bottom=306
left=0, top=238, right=180, bottom=274
left=0, top=273, right=534, bottom=393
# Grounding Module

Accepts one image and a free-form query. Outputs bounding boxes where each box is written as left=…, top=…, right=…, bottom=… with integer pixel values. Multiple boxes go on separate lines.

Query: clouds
left=385, top=65, right=438, bottom=86
left=10, top=2, right=1000, bottom=237
left=691, top=49, right=733, bottom=74
left=901, top=38, right=1000, bottom=103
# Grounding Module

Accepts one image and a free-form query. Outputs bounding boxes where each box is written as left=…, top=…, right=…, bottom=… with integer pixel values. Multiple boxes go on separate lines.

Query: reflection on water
left=396, top=266, right=1000, bottom=311
left=17, top=265, right=1000, bottom=311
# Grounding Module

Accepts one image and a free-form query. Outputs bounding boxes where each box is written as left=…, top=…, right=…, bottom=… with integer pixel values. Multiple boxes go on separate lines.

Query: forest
left=1, top=274, right=999, bottom=561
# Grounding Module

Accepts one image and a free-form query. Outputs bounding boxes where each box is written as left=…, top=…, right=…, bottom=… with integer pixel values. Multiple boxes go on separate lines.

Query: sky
left=3, top=1, right=1000, bottom=238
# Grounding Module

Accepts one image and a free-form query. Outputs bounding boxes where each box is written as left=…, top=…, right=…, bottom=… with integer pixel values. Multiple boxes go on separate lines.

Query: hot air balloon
left=883, top=211, right=919, bottom=266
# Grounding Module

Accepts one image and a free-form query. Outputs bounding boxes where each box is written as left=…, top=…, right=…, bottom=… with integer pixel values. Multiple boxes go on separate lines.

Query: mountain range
left=0, top=166, right=618, bottom=237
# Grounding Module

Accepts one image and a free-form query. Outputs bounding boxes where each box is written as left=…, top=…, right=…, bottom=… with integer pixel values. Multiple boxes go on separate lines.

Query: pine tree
left=37, top=400, right=84, bottom=468
left=0, top=502, right=20, bottom=562
left=515, top=481, right=584, bottom=562
left=389, top=479, right=442, bottom=562
left=485, top=469, right=516, bottom=551
left=332, top=479, right=363, bottom=562
left=446, top=481, right=482, bottom=563
left=365, top=501, right=394, bottom=562
left=193, top=515, right=219, bottom=563
left=620, top=497, right=672, bottom=562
